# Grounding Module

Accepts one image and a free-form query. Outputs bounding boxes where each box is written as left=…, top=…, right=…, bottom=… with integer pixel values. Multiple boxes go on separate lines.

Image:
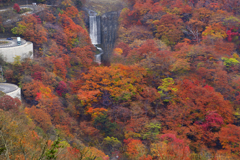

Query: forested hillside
left=0, top=0, right=240, bottom=159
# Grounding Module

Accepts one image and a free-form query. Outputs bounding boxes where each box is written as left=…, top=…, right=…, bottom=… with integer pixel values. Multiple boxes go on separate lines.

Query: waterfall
left=95, top=46, right=103, bottom=65
left=89, top=14, right=103, bottom=64
left=90, top=16, right=98, bottom=45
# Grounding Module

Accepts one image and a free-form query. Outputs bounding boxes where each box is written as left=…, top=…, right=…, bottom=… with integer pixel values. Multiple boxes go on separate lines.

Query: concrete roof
left=0, top=38, right=26, bottom=48
left=0, top=83, right=19, bottom=93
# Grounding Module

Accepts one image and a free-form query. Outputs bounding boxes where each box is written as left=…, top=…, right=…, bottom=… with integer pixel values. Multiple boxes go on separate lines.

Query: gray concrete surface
left=0, top=83, right=21, bottom=100
left=0, top=83, right=18, bottom=93
left=101, top=11, right=119, bottom=65
left=0, top=38, right=33, bottom=63
left=0, top=38, right=26, bottom=48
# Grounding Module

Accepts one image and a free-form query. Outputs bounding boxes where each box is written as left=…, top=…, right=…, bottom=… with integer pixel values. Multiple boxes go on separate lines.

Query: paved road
left=0, top=5, right=34, bottom=12
left=0, top=5, right=45, bottom=25
left=0, top=83, right=18, bottom=93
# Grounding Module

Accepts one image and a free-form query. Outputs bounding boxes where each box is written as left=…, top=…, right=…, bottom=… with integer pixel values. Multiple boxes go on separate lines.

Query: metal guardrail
left=0, top=65, right=5, bottom=83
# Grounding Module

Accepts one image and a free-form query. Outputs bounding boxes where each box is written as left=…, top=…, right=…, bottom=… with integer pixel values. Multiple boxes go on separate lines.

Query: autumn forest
left=0, top=0, right=240, bottom=159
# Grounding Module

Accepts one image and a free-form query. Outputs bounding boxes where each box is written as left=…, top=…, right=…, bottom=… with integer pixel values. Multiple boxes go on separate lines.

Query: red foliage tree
left=13, top=3, right=20, bottom=13
left=157, top=133, right=191, bottom=159
left=32, top=14, right=42, bottom=24
left=201, top=111, right=224, bottom=131
left=22, top=80, right=41, bottom=101
left=153, top=13, right=184, bottom=46
left=0, top=95, right=21, bottom=111
left=71, top=45, right=94, bottom=67
left=50, top=57, right=67, bottom=79
left=80, top=121, right=100, bottom=138
left=115, top=42, right=131, bottom=57
left=127, top=39, right=160, bottom=62
left=4, top=69, right=14, bottom=82
left=119, top=8, right=140, bottom=28
left=32, top=71, right=42, bottom=81
left=161, top=79, right=233, bottom=150
left=56, top=81, right=68, bottom=96
left=217, top=124, right=240, bottom=154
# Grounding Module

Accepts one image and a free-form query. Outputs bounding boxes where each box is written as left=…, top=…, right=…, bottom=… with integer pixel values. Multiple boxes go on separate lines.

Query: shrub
left=13, top=3, right=20, bottom=13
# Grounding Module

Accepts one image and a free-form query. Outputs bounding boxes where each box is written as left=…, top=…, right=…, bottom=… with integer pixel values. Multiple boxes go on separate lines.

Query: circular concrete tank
left=0, top=83, right=21, bottom=100
left=0, top=37, right=33, bottom=63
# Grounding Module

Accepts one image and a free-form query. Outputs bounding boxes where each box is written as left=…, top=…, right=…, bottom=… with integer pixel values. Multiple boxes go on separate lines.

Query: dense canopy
left=0, top=0, right=240, bottom=159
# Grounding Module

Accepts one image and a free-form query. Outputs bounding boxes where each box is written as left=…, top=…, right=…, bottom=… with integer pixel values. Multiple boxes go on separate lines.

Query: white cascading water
left=89, top=15, right=103, bottom=64
left=90, top=16, right=98, bottom=45
left=95, top=46, right=103, bottom=64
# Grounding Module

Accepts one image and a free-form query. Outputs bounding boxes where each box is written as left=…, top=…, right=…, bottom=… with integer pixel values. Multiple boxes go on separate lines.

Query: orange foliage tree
left=124, top=138, right=147, bottom=159
left=78, top=64, right=147, bottom=105
left=50, top=56, right=67, bottom=79
left=151, top=133, right=191, bottom=160
left=12, top=15, right=47, bottom=46
left=25, top=106, right=52, bottom=132
left=22, top=80, right=42, bottom=101
left=71, top=45, right=95, bottom=67
left=153, top=13, right=184, bottom=46
left=58, top=13, right=90, bottom=49
left=217, top=124, right=240, bottom=155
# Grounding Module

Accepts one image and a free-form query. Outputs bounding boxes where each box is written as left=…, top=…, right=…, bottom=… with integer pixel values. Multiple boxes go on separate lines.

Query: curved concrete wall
left=0, top=42, right=33, bottom=63
left=6, top=87, right=21, bottom=101
left=0, top=83, right=21, bottom=100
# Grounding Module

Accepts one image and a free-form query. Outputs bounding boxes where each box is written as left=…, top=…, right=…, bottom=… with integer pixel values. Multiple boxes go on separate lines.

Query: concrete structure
left=0, top=83, right=21, bottom=100
left=101, top=11, right=119, bottom=65
left=0, top=38, right=33, bottom=63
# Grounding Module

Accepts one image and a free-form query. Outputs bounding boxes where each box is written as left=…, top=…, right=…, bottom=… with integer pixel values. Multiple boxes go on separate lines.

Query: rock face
left=101, top=11, right=119, bottom=65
